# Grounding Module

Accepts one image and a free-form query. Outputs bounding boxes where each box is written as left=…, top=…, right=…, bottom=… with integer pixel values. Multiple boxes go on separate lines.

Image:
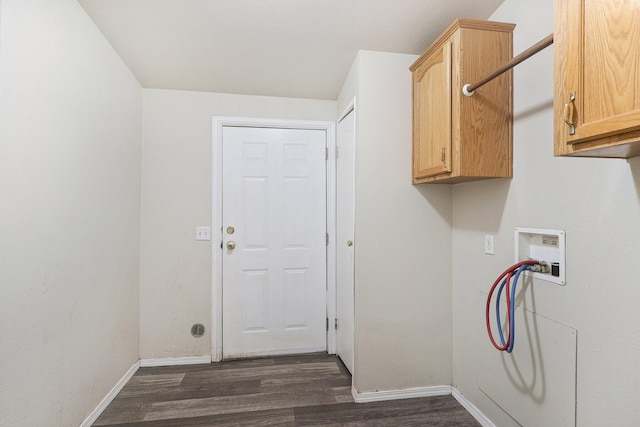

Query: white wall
left=452, top=0, right=640, bottom=425
left=0, top=1, right=142, bottom=426
left=337, top=53, right=360, bottom=116
left=338, top=51, right=453, bottom=393
left=140, top=89, right=337, bottom=358
left=6, top=1, right=635, bottom=423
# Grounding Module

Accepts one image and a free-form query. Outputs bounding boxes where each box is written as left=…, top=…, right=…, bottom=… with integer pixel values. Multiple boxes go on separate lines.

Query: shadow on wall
left=479, top=273, right=578, bottom=426
left=502, top=276, right=545, bottom=404
left=629, top=156, right=640, bottom=201
left=413, top=184, right=454, bottom=226
left=449, top=178, right=511, bottom=232
left=513, top=99, right=553, bottom=121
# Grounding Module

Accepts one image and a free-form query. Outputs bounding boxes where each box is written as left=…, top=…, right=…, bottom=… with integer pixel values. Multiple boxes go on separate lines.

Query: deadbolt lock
left=226, top=226, right=235, bottom=234
left=226, top=241, right=236, bottom=250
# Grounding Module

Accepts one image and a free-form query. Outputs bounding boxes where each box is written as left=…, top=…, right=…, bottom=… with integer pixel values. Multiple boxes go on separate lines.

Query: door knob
left=347, top=240, right=353, bottom=247
left=226, top=241, right=236, bottom=250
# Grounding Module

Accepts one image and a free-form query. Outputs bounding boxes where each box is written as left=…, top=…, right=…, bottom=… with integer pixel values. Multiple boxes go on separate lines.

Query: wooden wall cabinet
left=554, top=0, right=640, bottom=158
left=410, top=19, right=515, bottom=184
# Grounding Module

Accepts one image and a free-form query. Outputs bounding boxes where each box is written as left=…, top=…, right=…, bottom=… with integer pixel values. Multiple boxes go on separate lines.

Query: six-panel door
left=222, top=126, right=327, bottom=358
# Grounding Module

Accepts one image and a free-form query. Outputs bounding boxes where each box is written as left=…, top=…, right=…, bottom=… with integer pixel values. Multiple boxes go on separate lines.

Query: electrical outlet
left=196, top=226, right=211, bottom=241
left=484, top=235, right=494, bottom=255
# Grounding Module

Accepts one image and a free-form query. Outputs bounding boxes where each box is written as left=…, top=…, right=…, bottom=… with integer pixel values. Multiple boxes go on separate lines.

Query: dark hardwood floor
left=93, top=353, right=480, bottom=426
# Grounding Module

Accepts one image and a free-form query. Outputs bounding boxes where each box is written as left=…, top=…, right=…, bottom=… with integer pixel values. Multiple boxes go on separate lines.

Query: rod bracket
left=462, top=84, right=475, bottom=97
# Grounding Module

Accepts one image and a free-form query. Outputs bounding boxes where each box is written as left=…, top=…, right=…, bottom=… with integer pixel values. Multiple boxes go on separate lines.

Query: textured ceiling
left=78, top=0, right=506, bottom=99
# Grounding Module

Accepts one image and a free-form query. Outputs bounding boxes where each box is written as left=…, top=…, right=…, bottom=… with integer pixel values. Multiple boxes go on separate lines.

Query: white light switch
left=484, top=235, right=494, bottom=255
left=196, top=226, right=211, bottom=241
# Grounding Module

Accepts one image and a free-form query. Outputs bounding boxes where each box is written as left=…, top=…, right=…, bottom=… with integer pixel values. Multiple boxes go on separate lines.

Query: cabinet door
left=413, top=42, right=452, bottom=180
left=555, top=0, right=640, bottom=151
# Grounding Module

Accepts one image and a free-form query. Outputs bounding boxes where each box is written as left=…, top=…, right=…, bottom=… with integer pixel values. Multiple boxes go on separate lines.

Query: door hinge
left=335, top=318, right=338, bottom=330
left=326, top=318, right=329, bottom=331
left=325, top=147, right=329, bottom=160
left=326, top=233, right=329, bottom=246
left=335, top=146, right=339, bottom=159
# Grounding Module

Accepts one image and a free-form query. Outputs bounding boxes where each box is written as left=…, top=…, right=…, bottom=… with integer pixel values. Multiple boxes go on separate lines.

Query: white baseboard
left=452, top=387, right=496, bottom=427
left=350, top=384, right=495, bottom=426
left=80, top=360, right=140, bottom=427
left=81, top=356, right=211, bottom=426
left=139, top=355, right=212, bottom=367
left=352, top=385, right=452, bottom=403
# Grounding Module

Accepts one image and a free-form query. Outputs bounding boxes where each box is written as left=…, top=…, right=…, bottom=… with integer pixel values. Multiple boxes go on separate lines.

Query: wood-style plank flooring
left=93, top=353, right=480, bottom=426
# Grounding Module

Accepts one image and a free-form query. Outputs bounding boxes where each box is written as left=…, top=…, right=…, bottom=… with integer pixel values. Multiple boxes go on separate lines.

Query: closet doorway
left=336, top=102, right=356, bottom=374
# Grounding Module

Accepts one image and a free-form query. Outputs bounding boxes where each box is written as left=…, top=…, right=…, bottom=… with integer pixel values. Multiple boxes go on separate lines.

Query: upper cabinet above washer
left=554, top=0, right=640, bottom=158
left=410, top=19, right=515, bottom=184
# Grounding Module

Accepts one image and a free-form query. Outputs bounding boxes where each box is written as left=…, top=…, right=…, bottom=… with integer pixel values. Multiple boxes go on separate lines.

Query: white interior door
left=221, top=126, right=327, bottom=358
left=336, top=108, right=355, bottom=374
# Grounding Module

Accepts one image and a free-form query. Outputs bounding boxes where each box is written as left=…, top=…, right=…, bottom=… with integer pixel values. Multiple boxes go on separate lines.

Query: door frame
left=212, top=116, right=337, bottom=362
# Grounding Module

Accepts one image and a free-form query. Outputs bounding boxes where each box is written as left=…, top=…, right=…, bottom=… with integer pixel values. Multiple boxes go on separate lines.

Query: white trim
left=139, top=355, right=212, bottom=367
left=452, top=387, right=496, bottom=427
left=212, top=116, right=224, bottom=362
left=350, top=384, right=495, bottom=427
left=338, top=98, right=356, bottom=123
left=325, top=119, right=337, bottom=356
left=211, top=116, right=337, bottom=361
left=79, top=361, right=140, bottom=427
left=352, top=385, right=452, bottom=403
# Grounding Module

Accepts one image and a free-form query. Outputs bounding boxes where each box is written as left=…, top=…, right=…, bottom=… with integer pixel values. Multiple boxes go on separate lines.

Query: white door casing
left=212, top=118, right=336, bottom=361
left=336, top=102, right=356, bottom=374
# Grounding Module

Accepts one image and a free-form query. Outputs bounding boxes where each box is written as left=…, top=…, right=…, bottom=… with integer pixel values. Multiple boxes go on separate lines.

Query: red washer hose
left=485, top=260, right=539, bottom=351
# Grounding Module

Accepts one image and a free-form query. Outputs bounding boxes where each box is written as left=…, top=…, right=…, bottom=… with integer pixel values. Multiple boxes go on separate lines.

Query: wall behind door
left=140, top=89, right=336, bottom=358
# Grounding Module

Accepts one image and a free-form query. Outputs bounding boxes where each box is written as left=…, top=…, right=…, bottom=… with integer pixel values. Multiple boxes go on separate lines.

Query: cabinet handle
left=441, top=145, right=447, bottom=169
left=563, top=91, right=576, bottom=136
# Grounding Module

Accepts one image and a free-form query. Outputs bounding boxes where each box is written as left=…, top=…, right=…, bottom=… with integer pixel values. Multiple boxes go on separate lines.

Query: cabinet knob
left=347, top=240, right=353, bottom=247
left=563, top=91, right=576, bottom=136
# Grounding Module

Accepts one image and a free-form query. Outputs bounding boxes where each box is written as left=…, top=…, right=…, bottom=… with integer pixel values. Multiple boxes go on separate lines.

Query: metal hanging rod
left=462, top=33, right=554, bottom=96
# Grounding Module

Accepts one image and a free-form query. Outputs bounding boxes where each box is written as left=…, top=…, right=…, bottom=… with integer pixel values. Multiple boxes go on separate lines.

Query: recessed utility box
left=515, top=227, right=565, bottom=285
